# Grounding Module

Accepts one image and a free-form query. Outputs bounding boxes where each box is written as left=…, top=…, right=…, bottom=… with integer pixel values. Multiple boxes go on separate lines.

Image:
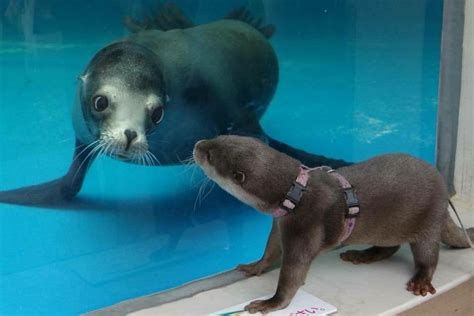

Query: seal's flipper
left=266, top=136, right=352, bottom=169
left=0, top=140, right=96, bottom=206
left=225, top=7, right=275, bottom=38
left=124, top=3, right=194, bottom=33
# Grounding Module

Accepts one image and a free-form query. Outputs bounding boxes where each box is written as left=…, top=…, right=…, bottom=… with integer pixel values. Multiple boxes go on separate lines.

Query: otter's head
left=193, top=135, right=300, bottom=214
left=74, top=41, right=165, bottom=164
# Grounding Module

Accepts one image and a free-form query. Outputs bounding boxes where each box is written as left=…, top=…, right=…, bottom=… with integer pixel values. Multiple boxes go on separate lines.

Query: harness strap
left=272, top=166, right=311, bottom=217
left=272, top=166, right=360, bottom=244
left=327, top=170, right=360, bottom=243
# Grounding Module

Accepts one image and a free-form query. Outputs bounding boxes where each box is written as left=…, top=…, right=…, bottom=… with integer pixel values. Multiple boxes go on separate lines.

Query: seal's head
left=193, top=135, right=300, bottom=213
left=74, top=41, right=165, bottom=164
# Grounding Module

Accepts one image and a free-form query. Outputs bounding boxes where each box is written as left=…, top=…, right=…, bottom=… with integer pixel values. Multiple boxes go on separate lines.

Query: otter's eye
left=151, top=106, right=164, bottom=124
left=233, top=171, right=246, bottom=184
left=93, top=95, right=108, bottom=112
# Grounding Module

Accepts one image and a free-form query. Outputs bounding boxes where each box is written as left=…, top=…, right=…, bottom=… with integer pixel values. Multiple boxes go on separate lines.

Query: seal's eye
left=151, top=106, right=164, bottom=125
left=93, top=95, right=108, bottom=112
left=233, top=171, right=246, bottom=184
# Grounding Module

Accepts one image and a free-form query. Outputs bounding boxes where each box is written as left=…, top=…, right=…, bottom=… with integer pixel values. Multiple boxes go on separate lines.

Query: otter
left=193, top=135, right=473, bottom=314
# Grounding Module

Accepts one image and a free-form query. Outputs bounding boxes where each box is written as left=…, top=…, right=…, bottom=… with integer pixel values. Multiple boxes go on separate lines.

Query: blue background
left=0, top=0, right=442, bottom=314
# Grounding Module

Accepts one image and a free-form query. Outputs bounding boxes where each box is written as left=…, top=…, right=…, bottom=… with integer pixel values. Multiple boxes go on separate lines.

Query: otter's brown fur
left=193, top=135, right=473, bottom=314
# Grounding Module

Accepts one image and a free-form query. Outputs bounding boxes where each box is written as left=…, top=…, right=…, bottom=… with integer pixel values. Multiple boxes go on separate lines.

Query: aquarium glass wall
left=0, top=0, right=443, bottom=315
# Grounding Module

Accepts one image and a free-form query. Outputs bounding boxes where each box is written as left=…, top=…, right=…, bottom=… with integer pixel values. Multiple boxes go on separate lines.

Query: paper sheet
left=211, top=290, right=337, bottom=316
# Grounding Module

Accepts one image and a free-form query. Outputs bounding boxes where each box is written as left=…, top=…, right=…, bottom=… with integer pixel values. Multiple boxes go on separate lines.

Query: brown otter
left=193, top=135, right=473, bottom=314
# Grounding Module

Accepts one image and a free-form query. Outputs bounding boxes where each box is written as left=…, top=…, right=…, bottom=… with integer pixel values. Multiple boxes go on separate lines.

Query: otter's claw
left=406, top=278, right=436, bottom=296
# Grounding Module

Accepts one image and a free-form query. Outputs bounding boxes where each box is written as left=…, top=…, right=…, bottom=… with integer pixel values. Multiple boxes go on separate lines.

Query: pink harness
left=272, top=165, right=360, bottom=244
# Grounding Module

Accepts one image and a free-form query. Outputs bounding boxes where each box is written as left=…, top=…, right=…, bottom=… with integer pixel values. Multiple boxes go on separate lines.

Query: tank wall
left=455, top=0, right=474, bottom=201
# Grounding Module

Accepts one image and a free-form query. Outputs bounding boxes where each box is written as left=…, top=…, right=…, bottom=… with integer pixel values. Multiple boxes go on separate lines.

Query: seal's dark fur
left=124, top=3, right=275, bottom=38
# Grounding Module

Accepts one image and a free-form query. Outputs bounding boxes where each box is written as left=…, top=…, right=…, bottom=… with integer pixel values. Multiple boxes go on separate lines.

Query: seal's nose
left=124, top=129, right=138, bottom=150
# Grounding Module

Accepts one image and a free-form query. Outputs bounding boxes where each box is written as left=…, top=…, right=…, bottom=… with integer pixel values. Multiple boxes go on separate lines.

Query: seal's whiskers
left=73, top=139, right=101, bottom=164
left=72, top=140, right=104, bottom=183
left=148, top=151, right=161, bottom=166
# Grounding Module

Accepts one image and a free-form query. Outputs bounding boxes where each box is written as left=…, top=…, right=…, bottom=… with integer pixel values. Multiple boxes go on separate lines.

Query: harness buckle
left=280, top=181, right=306, bottom=212
left=287, top=181, right=306, bottom=204
left=343, top=188, right=360, bottom=218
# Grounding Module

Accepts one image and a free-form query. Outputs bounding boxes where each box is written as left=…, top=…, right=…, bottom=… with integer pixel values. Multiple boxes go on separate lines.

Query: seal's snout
left=124, top=129, right=138, bottom=151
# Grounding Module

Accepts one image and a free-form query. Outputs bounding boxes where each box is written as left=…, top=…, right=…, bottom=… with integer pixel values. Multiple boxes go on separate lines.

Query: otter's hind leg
left=407, top=240, right=439, bottom=296
left=340, top=246, right=400, bottom=264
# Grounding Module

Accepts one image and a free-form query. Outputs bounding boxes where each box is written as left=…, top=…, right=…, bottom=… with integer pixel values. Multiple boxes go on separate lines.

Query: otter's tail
left=267, top=136, right=352, bottom=169
left=124, top=3, right=275, bottom=38
left=441, top=201, right=474, bottom=248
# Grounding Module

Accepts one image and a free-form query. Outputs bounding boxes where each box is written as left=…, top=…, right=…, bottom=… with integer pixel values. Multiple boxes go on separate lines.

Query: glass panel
left=0, top=0, right=443, bottom=314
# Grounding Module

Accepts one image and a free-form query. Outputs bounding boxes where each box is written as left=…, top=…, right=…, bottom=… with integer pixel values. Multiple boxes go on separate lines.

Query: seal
left=0, top=4, right=349, bottom=206
left=193, top=135, right=474, bottom=314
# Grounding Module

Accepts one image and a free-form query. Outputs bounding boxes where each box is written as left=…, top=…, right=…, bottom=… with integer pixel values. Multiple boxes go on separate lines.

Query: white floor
left=128, top=197, right=473, bottom=316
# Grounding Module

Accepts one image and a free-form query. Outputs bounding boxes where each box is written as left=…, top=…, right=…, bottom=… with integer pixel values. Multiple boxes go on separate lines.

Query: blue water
left=0, top=0, right=442, bottom=315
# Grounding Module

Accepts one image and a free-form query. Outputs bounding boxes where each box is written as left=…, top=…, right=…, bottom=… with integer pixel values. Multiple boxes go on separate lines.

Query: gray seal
left=193, top=135, right=473, bottom=314
left=0, top=5, right=349, bottom=205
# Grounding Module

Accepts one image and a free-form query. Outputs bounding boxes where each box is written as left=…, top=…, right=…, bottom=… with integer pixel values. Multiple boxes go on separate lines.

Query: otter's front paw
left=244, top=297, right=289, bottom=314
left=236, top=260, right=269, bottom=276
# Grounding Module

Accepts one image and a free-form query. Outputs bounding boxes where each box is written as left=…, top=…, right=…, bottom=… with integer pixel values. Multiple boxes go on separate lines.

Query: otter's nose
left=124, top=129, right=138, bottom=150
left=195, top=139, right=207, bottom=148
left=193, top=139, right=210, bottom=163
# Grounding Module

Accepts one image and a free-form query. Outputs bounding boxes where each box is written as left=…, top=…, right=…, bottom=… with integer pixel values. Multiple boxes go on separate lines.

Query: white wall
left=454, top=0, right=474, bottom=202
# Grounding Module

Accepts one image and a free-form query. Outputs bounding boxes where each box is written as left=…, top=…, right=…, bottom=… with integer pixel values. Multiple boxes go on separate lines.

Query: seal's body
left=193, top=135, right=473, bottom=314
left=126, top=20, right=278, bottom=163
left=0, top=6, right=348, bottom=206
left=74, top=19, right=278, bottom=165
